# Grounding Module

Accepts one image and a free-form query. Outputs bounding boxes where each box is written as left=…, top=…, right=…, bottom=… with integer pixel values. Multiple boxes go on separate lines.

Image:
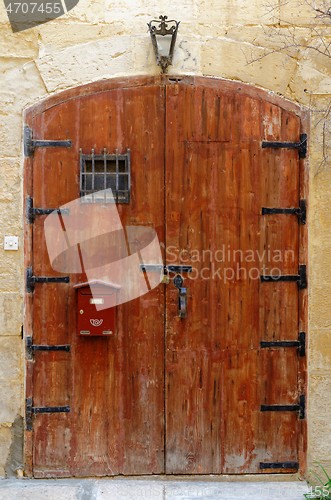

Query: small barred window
left=79, top=148, right=130, bottom=203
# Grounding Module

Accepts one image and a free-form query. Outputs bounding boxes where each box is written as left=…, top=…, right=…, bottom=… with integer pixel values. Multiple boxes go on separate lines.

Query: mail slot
left=74, top=280, right=120, bottom=336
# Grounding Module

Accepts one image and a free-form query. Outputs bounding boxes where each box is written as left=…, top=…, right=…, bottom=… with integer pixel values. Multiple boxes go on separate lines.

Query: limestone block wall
left=0, top=0, right=330, bottom=478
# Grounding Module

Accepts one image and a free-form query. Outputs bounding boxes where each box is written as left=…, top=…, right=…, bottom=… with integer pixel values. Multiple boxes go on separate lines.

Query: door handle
left=140, top=264, right=191, bottom=319
left=174, top=275, right=188, bottom=319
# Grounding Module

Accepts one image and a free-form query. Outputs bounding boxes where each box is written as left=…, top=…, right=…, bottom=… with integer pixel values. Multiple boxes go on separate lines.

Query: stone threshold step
left=0, top=478, right=309, bottom=500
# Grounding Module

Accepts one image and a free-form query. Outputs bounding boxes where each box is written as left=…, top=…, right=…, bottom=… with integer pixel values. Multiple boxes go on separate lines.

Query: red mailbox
left=74, top=280, right=120, bottom=336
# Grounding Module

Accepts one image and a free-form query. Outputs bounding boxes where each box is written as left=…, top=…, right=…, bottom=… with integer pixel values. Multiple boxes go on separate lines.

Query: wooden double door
left=24, top=77, right=307, bottom=477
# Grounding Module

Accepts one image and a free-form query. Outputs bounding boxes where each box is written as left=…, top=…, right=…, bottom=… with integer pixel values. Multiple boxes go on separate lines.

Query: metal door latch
left=140, top=264, right=192, bottom=318
left=166, top=265, right=193, bottom=274
left=140, top=264, right=192, bottom=274
left=173, top=274, right=188, bottom=319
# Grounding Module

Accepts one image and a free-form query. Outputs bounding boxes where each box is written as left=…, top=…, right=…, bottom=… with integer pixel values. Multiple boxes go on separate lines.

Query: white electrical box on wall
left=4, top=236, right=19, bottom=250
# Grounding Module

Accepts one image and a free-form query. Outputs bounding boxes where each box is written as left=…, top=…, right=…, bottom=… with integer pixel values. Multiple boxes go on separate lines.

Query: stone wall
left=0, top=0, right=330, bottom=478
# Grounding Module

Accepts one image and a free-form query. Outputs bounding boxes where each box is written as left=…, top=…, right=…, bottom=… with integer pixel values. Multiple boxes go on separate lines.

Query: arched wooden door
left=24, top=76, right=308, bottom=477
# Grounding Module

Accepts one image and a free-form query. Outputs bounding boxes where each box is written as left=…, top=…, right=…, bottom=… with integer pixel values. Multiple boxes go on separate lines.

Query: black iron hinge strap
left=26, top=267, right=70, bottom=293
left=24, top=126, right=72, bottom=157
left=261, top=265, right=307, bottom=289
left=26, top=398, right=70, bottom=431
left=260, top=332, right=306, bottom=357
left=260, top=462, right=299, bottom=470
left=262, top=200, right=306, bottom=225
left=261, top=395, right=305, bottom=419
left=262, top=133, right=307, bottom=158
left=26, top=336, right=70, bottom=356
left=26, top=196, right=69, bottom=224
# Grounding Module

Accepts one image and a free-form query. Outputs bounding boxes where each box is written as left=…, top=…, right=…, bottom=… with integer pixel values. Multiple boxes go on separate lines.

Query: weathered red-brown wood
left=26, top=84, right=165, bottom=477
left=24, top=76, right=307, bottom=477
left=165, top=81, right=305, bottom=474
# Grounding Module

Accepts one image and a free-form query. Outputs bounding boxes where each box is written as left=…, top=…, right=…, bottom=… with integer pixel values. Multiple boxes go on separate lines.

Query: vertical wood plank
left=165, top=82, right=305, bottom=474
left=29, top=84, right=165, bottom=477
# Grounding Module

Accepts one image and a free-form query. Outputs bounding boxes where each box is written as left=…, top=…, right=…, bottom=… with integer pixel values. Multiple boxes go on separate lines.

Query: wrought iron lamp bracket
left=148, top=15, right=180, bottom=73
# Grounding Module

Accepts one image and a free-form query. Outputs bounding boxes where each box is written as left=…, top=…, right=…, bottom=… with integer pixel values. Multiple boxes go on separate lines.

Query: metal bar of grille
left=103, top=148, right=107, bottom=200
left=91, top=148, right=95, bottom=202
left=115, top=148, right=119, bottom=203
left=79, top=149, right=83, bottom=195
left=127, top=148, right=131, bottom=203
left=79, top=150, right=130, bottom=204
